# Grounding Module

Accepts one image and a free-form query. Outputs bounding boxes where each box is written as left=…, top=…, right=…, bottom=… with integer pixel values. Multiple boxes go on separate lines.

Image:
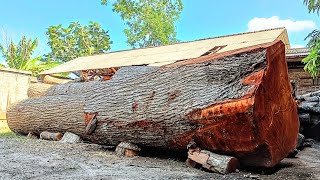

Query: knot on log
left=132, top=101, right=138, bottom=112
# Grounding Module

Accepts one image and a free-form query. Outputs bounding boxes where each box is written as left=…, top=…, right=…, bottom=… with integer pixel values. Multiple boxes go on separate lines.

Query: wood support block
left=40, top=131, right=63, bottom=141
left=27, top=132, right=38, bottom=139
left=188, top=149, right=240, bottom=174
left=115, top=142, right=141, bottom=157
left=60, top=132, right=81, bottom=144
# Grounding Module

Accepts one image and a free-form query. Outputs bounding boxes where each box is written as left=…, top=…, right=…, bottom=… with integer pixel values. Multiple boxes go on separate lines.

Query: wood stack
left=7, top=41, right=299, bottom=167
left=297, top=91, right=320, bottom=140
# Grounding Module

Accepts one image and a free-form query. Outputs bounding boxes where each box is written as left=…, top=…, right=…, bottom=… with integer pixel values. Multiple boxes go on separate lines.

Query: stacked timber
left=7, top=41, right=299, bottom=167
left=297, top=91, right=320, bottom=140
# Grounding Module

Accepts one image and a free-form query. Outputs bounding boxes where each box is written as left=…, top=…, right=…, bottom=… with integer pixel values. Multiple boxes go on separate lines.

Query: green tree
left=304, top=0, right=320, bottom=14
left=102, top=0, right=183, bottom=48
left=303, top=0, right=320, bottom=77
left=0, top=36, right=58, bottom=76
left=45, top=21, right=112, bottom=63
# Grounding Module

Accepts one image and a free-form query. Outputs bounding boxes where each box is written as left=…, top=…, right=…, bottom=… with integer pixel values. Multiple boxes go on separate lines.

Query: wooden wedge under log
left=7, top=41, right=299, bottom=167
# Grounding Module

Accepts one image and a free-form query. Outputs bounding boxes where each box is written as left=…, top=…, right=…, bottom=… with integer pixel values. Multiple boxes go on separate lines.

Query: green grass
left=0, top=120, right=17, bottom=138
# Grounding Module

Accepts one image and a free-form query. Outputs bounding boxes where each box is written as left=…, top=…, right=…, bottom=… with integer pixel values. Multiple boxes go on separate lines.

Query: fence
left=0, top=68, right=32, bottom=119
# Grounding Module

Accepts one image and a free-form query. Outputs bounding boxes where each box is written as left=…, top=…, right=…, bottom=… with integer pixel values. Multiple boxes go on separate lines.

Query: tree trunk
left=41, top=75, right=73, bottom=84
left=7, top=41, right=299, bottom=167
left=27, top=83, right=53, bottom=98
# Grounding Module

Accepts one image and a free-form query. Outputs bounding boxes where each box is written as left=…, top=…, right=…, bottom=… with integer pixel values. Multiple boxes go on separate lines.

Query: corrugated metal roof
left=286, top=48, right=310, bottom=57
left=41, top=28, right=290, bottom=75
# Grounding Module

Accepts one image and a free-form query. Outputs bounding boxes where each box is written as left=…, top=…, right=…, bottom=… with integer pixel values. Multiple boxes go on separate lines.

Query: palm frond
left=304, top=0, right=320, bottom=14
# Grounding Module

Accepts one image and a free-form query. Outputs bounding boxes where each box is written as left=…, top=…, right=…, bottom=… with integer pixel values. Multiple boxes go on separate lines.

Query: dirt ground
left=0, top=136, right=319, bottom=180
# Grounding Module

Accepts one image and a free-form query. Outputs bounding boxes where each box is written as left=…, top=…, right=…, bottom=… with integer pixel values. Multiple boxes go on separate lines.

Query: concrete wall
left=0, top=69, right=31, bottom=119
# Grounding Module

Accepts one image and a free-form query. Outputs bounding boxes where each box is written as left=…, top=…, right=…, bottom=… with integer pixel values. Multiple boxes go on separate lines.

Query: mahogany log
left=7, top=41, right=299, bottom=167
left=27, top=83, right=53, bottom=98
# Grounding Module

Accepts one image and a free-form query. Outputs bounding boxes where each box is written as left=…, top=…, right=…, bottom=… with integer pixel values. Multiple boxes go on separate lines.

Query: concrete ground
left=0, top=136, right=319, bottom=180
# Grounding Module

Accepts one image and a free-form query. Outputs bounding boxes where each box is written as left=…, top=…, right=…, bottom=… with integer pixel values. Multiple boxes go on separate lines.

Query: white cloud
left=291, top=44, right=306, bottom=48
left=248, top=16, right=316, bottom=32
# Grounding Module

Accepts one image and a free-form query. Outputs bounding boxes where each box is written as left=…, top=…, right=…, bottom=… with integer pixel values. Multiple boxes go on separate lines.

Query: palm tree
left=0, top=36, right=58, bottom=76
left=302, top=0, right=320, bottom=77
left=304, top=0, right=320, bottom=14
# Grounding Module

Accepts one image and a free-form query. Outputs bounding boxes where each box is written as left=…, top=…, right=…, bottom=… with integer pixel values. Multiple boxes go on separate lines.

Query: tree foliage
left=0, top=36, right=58, bottom=76
left=45, top=21, right=112, bottom=63
left=102, top=0, right=183, bottom=48
left=304, top=0, right=320, bottom=14
left=303, top=1, right=320, bottom=77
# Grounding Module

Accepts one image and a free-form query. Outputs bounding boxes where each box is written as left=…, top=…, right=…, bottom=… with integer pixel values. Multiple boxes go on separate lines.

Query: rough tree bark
left=7, top=41, right=299, bottom=167
left=27, top=83, right=53, bottom=98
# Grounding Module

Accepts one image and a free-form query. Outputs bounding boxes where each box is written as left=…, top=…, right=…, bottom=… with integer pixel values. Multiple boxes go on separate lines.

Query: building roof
left=41, top=28, right=290, bottom=75
left=286, top=48, right=310, bottom=57
left=0, top=68, right=32, bottom=75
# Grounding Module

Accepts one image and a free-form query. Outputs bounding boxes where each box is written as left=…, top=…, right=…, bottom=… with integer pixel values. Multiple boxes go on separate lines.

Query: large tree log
left=41, top=75, right=73, bottom=84
left=27, top=83, right=53, bottom=98
left=7, top=41, right=299, bottom=167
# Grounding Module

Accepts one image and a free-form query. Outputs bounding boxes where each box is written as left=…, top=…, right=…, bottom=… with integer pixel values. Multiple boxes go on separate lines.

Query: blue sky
left=0, top=0, right=319, bottom=62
